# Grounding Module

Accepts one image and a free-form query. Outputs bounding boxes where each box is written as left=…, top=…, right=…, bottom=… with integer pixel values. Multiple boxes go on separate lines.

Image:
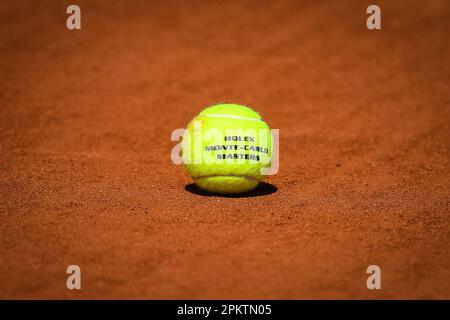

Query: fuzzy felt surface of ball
left=182, top=103, right=272, bottom=194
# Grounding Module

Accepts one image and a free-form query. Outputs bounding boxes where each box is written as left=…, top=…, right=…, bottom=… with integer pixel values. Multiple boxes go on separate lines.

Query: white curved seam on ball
left=194, top=174, right=260, bottom=182
left=202, top=114, right=262, bottom=122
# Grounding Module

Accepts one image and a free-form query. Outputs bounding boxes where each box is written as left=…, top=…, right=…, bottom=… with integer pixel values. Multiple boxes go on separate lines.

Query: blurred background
left=0, top=0, right=449, bottom=299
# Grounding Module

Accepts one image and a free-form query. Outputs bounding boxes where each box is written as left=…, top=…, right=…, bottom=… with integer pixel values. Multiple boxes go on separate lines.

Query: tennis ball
left=182, top=103, right=272, bottom=194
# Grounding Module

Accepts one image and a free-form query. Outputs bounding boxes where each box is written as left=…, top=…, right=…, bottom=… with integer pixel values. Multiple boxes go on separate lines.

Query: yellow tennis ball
left=182, top=103, right=272, bottom=194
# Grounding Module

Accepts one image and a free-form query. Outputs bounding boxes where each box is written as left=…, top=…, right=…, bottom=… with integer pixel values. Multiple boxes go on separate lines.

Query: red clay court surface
left=0, top=0, right=449, bottom=299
